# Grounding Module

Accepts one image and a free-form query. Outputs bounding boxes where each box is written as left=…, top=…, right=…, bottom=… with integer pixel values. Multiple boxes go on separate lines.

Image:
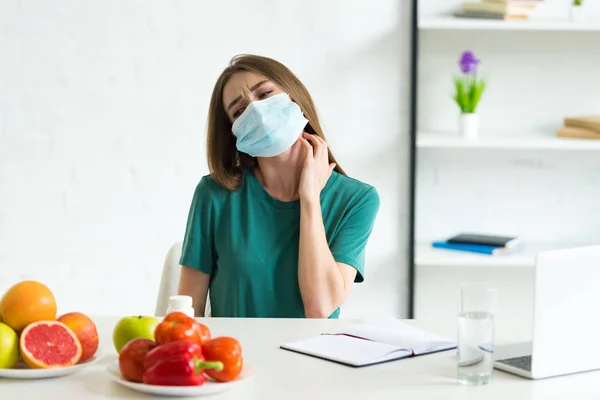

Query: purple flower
left=459, top=50, right=480, bottom=74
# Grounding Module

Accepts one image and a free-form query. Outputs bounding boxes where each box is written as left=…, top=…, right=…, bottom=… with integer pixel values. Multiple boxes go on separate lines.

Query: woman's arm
left=297, top=132, right=359, bottom=318
left=178, top=176, right=218, bottom=317
left=298, top=198, right=358, bottom=318
left=178, top=265, right=210, bottom=317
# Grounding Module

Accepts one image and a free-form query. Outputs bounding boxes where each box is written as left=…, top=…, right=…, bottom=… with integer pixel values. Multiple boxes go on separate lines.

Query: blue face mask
left=231, top=93, right=308, bottom=157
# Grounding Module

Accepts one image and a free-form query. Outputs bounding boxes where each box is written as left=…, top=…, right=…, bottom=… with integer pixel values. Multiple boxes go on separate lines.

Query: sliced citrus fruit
left=20, top=321, right=82, bottom=369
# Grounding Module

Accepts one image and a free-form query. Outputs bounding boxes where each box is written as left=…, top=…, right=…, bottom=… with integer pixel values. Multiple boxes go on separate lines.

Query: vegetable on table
left=154, top=312, right=211, bottom=346
left=142, top=355, right=223, bottom=387
left=202, top=337, right=244, bottom=382
left=144, top=340, right=203, bottom=371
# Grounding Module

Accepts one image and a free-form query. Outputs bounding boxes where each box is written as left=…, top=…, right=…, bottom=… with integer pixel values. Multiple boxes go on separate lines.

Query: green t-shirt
left=179, top=170, right=380, bottom=318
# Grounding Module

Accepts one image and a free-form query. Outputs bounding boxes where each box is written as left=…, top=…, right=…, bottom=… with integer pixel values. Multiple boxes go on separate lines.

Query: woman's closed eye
left=233, top=107, right=246, bottom=119
left=232, top=91, right=273, bottom=119
left=258, top=90, right=273, bottom=99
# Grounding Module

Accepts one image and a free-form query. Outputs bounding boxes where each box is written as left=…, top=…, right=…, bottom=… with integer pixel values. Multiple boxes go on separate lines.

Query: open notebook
left=280, top=320, right=456, bottom=367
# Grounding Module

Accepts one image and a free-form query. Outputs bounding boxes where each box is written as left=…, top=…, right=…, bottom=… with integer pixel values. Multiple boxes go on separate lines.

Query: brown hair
left=206, top=54, right=346, bottom=191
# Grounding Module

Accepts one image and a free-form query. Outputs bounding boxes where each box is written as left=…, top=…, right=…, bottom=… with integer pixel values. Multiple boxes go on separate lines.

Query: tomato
left=118, top=338, right=157, bottom=383
left=202, top=337, right=243, bottom=382
left=154, top=312, right=211, bottom=346
left=196, top=322, right=211, bottom=345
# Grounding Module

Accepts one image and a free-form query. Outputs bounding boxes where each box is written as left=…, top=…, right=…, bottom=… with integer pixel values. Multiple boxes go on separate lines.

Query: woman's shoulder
left=195, top=174, right=225, bottom=192
left=190, top=174, right=232, bottom=205
left=192, top=172, right=252, bottom=200
left=333, top=172, right=378, bottom=196
left=329, top=172, right=380, bottom=209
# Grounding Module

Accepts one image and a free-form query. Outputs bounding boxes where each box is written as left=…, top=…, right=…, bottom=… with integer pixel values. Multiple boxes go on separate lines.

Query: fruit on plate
left=20, top=320, right=82, bottom=369
left=154, top=311, right=211, bottom=346
left=196, top=321, right=211, bottom=345
left=57, top=312, right=99, bottom=362
left=202, top=337, right=243, bottom=382
left=0, top=280, right=57, bottom=332
left=113, top=315, right=158, bottom=353
left=118, top=338, right=157, bottom=383
left=0, top=322, right=19, bottom=368
left=142, top=340, right=223, bottom=387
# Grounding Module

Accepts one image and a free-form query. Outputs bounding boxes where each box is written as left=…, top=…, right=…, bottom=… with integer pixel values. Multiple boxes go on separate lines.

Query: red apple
left=118, top=338, right=157, bottom=383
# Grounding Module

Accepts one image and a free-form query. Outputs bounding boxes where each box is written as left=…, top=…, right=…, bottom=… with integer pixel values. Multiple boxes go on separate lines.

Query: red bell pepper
left=143, top=340, right=203, bottom=371
left=154, top=312, right=210, bottom=346
left=202, top=337, right=243, bottom=382
left=142, top=355, right=223, bottom=387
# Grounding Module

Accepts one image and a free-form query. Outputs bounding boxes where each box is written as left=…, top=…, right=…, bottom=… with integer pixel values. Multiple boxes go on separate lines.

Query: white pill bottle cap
left=169, top=295, right=192, bottom=309
left=167, top=295, right=195, bottom=318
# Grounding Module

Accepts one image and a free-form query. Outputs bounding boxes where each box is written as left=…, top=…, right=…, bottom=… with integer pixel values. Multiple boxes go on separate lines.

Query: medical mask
left=231, top=93, right=308, bottom=157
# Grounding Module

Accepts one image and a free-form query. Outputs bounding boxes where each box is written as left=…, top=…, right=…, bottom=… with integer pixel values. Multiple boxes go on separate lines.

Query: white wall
left=0, top=0, right=411, bottom=318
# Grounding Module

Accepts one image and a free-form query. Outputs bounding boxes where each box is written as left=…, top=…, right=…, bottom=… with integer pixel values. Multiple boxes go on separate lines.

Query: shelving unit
left=417, top=132, right=600, bottom=150
left=415, top=241, right=592, bottom=268
left=408, top=1, right=600, bottom=320
left=419, top=16, right=600, bottom=31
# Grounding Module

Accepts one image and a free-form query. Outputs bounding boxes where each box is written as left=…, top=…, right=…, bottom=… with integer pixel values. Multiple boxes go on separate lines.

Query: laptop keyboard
left=497, top=355, right=532, bottom=371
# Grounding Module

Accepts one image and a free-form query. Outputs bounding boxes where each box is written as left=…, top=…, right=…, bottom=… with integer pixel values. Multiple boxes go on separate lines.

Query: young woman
left=178, top=54, right=380, bottom=318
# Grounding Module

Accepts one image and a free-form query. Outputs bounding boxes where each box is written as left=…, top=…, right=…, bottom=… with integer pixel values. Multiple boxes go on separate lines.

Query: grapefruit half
left=20, top=321, right=82, bottom=369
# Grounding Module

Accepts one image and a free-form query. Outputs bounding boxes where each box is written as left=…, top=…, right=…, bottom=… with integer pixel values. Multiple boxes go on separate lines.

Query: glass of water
left=457, top=284, right=497, bottom=386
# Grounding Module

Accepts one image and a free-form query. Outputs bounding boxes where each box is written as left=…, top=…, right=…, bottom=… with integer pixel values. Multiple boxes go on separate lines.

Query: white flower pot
left=459, top=113, right=479, bottom=139
left=570, top=6, right=584, bottom=22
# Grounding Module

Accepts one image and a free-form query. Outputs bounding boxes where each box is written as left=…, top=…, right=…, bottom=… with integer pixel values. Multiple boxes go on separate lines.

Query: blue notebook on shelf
left=432, top=241, right=513, bottom=256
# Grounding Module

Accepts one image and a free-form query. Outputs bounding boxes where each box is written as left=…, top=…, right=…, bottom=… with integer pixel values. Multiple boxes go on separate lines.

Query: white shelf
left=415, top=242, right=592, bottom=268
left=419, top=17, right=600, bottom=31
left=417, top=132, right=600, bottom=150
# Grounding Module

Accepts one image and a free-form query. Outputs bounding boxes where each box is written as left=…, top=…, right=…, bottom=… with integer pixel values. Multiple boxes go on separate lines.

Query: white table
left=3, top=317, right=600, bottom=399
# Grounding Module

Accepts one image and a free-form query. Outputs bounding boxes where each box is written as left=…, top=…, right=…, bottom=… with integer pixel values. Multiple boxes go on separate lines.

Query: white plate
left=107, top=360, right=255, bottom=397
left=0, top=349, right=104, bottom=380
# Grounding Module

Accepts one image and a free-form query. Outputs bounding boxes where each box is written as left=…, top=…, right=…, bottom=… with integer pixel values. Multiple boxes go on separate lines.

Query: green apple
left=112, top=315, right=158, bottom=353
left=0, top=322, right=19, bottom=368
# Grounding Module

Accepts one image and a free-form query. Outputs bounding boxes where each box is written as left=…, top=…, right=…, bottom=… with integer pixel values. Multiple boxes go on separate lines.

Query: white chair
left=155, top=242, right=211, bottom=317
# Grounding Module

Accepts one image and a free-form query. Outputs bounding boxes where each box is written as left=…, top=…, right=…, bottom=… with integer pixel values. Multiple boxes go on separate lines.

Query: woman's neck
left=255, top=140, right=305, bottom=202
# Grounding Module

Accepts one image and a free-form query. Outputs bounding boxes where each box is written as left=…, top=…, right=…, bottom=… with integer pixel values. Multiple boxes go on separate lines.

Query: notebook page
left=337, top=320, right=455, bottom=353
left=280, top=334, right=413, bottom=367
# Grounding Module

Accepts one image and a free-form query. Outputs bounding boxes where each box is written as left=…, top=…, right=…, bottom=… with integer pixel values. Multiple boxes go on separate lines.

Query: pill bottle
left=166, top=295, right=195, bottom=318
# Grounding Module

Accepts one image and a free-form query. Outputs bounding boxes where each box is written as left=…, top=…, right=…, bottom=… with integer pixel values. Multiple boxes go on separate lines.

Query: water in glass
left=457, top=310, right=494, bottom=385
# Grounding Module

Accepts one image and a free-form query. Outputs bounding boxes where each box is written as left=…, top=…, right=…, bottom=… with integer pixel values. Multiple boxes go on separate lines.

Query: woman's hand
left=298, top=132, right=336, bottom=203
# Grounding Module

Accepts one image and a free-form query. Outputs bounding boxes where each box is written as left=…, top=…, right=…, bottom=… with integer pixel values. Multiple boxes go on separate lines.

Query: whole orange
left=0, top=281, right=57, bottom=332
left=57, top=312, right=99, bottom=362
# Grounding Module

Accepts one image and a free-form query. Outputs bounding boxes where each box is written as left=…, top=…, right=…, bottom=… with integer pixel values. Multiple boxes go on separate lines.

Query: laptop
left=494, top=244, right=600, bottom=379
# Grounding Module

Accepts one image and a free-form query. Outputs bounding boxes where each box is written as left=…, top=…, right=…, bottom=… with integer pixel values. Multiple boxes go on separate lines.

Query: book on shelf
left=456, top=0, right=544, bottom=21
left=432, top=233, right=522, bottom=256
left=484, top=0, right=545, bottom=4
left=447, top=233, right=521, bottom=248
left=557, top=126, right=600, bottom=140
left=454, top=10, right=528, bottom=20
left=564, top=116, right=600, bottom=135
left=280, top=319, right=456, bottom=368
left=462, top=1, right=537, bottom=16
left=432, top=241, right=519, bottom=256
